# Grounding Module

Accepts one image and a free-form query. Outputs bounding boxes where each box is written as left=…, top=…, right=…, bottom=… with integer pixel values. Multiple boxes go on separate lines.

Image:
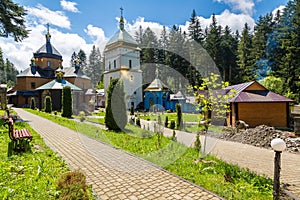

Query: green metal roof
left=35, top=79, right=82, bottom=91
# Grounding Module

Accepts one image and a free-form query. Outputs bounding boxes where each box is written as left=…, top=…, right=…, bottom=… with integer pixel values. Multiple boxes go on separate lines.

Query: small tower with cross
left=103, top=8, right=143, bottom=109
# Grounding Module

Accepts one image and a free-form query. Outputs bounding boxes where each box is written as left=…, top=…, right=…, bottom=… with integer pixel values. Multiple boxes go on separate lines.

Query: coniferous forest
left=1, top=0, right=299, bottom=103
left=134, top=0, right=300, bottom=103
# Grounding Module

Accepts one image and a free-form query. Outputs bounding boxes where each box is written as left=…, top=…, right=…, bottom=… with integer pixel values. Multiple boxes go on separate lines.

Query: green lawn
left=25, top=109, right=274, bottom=200
left=139, top=112, right=200, bottom=122
left=0, top=117, right=69, bottom=199
left=0, top=110, right=95, bottom=199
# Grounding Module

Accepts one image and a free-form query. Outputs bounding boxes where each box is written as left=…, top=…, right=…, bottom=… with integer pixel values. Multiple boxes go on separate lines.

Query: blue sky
left=1, top=0, right=289, bottom=71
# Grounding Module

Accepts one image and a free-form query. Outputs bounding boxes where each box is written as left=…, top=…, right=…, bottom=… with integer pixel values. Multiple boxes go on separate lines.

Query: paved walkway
left=14, top=108, right=221, bottom=200
left=140, top=119, right=300, bottom=198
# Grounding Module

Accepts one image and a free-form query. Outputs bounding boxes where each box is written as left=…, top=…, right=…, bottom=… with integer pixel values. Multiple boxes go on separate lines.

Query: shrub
left=176, top=104, right=183, bottom=130
left=130, top=105, right=134, bottom=115
left=194, top=133, right=201, bottom=152
left=62, top=86, right=72, bottom=118
left=57, top=170, right=90, bottom=200
left=136, top=118, right=141, bottom=127
left=105, top=78, right=127, bottom=131
left=79, top=111, right=85, bottom=122
left=172, top=130, right=177, bottom=142
left=30, top=97, right=35, bottom=109
left=170, top=119, right=175, bottom=129
left=164, top=116, right=169, bottom=127
left=44, top=96, right=52, bottom=113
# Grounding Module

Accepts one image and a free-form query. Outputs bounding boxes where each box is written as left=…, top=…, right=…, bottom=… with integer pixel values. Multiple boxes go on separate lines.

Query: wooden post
left=273, top=151, right=281, bottom=200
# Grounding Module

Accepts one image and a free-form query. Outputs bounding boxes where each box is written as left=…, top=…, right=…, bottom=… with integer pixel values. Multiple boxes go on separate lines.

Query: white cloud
left=60, top=0, right=79, bottom=13
left=272, top=5, right=285, bottom=17
left=214, top=0, right=255, bottom=15
left=120, top=17, right=167, bottom=38
left=0, top=24, right=93, bottom=71
left=25, top=4, right=71, bottom=29
left=84, top=24, right=108, bottom=51
left=180, top=9, right=255, bottom=34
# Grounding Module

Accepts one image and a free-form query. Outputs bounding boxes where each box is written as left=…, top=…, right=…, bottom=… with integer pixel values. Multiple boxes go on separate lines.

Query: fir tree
left=84, top=45, right=103, bottom=87
left=105, top=78, right=127, bottom=131
left=236, top=23, right=254, bottom=82
left=0, top=0, right=29, bottom=41
left=62, top=86, right=72, bottom=118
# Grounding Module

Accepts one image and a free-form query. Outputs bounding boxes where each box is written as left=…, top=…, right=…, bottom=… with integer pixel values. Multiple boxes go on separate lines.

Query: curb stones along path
left=14, top=108, right=221, bottom=200
left=140, top=119, right=300, bottom=198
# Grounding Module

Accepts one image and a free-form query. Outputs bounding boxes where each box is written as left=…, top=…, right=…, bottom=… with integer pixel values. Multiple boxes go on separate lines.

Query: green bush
left=57, top=170, right=90, bottom=200
left=105, top=78, right=127, bottom=131
left=130, top=105, right=134, bottom=115
left=194, top=133, right=201, bottom=152
left=62, top=86, right=72, bottom=118
left=30, top=97, right=35, bottom=109
left=170, top=119, right=175, bottom=129
left=79, top=111, right=85, bottom=122
left=44, top=96, right=52, bottom=113
left=176, top=104, right=183, bottom=130
left=164, top=116, right=169, bottom=127
left=136, top=118, right=141, bottom=127
left=172, top=130, right=177, bottom=142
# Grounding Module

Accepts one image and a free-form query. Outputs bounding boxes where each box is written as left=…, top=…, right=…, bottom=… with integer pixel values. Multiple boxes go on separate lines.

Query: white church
left=103, top=9, right=143, bottom=109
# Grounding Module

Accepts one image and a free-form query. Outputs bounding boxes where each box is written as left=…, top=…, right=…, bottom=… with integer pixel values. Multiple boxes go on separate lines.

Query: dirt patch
left=218, top=125, right=300, bottom=154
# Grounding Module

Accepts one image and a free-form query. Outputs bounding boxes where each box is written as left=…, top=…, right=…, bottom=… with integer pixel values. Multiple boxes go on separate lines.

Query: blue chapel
left=143, top=68, right=197, bottom=112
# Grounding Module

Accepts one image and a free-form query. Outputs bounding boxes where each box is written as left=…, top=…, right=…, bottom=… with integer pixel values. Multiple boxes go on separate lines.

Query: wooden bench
left=5, top=117, right=32, bottom=155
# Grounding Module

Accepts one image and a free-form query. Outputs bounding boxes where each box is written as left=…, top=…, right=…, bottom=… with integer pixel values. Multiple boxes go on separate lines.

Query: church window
left=109, top=61, right=111, bottom=70
left=31, top=82, right=36, bottom=89
left=130, top=76, right=133, bottom=81
left=114, top=60, right=116, bottom=69
left=47, top=61, right=51, bottom=67
left=129, top=60, right=132, bottom=69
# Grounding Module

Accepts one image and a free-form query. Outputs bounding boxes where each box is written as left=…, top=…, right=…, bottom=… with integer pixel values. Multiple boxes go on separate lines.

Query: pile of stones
left=219, top=125, right=300, bottom=153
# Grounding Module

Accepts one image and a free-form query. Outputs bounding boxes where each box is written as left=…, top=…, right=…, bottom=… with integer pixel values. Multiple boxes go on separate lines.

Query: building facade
left=8, top=26, right=91, bottom=112
left=103, top=11, right=143, bottom=109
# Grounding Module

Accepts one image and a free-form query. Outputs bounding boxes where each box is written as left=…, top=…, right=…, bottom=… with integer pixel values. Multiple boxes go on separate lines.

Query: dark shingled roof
left=226, top=81, right=294, bottom=103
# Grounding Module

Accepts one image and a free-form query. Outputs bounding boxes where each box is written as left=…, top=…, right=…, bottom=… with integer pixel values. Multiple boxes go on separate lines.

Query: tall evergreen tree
left=70, top=52, right=77, bottom=67
left=105, top=78, right=127, bottom=131
left=219, top=26, right=239, bottom=83
left=266, top=0, right=300, bottom=101
left=205, top=14, right=222, bottom=77
left=236, top=23, right=254, bottom=82
left=188, top=10, right=204, bottom=44
left=61, top=86, right=72, bottom=118
left=84, top=45, right=103, bottom=87
left=0, top=0, right=29, bottom=41
left=78, top=49, right=87, bottom=70
left=251, top=13, right=274, bottom=80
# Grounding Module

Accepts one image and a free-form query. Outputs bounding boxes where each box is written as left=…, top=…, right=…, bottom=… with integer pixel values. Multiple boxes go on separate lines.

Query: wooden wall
left=237, top=102, right=288, bottom=127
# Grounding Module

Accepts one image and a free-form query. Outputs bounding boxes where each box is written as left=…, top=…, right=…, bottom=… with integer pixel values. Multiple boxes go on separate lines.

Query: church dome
left=106, top=29, right=138, bottom=46
left=105, top=8, right=138, bottom=47
left=34, top=25, right=62, bottom=60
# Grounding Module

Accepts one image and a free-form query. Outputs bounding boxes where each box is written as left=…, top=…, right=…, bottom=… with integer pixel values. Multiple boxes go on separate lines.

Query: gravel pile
left=219, top=125, right=300, bottom=153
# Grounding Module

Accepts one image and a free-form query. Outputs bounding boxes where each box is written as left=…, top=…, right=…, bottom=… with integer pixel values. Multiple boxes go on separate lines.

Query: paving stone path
left=14, top=108, right=221, bottom=200
left=140, top=119, right=300, bottom=198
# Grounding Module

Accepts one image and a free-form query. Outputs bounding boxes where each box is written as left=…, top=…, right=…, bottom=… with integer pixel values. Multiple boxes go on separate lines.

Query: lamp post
left=271, top=138, right=286, bottom=200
